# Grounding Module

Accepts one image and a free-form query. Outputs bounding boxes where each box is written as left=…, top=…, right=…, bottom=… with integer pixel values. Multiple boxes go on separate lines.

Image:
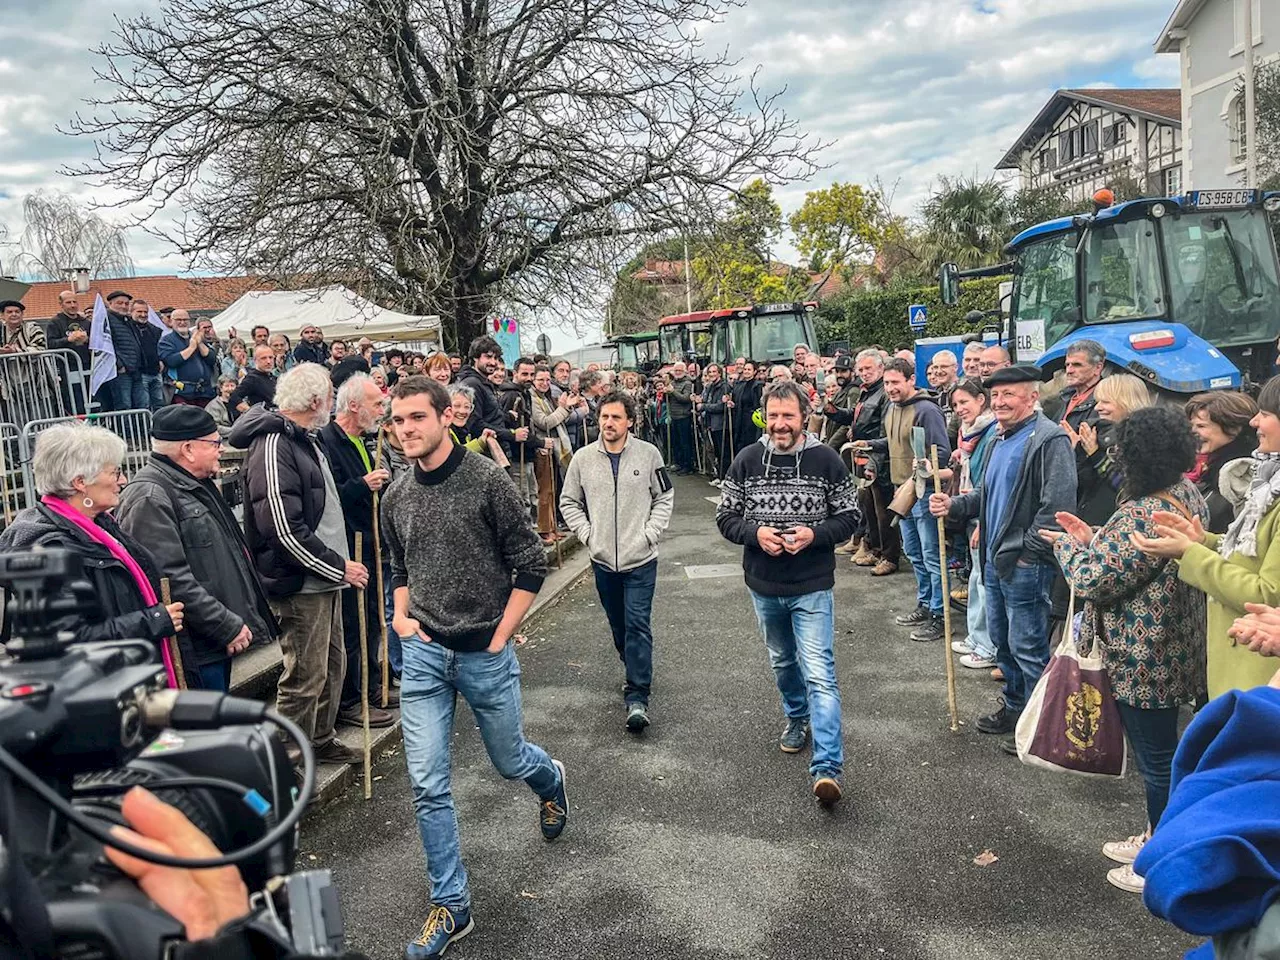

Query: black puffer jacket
left=498, top=381, right=541, bottom=461
left=115, top=454, right=276, bottom=667
left=0, top=504, right=175, bottom=648
left=229, top=405, right=348, bottom=596
left=107, top=310, right=157, bottom=374
left=292, top=340, right=328, bottom=366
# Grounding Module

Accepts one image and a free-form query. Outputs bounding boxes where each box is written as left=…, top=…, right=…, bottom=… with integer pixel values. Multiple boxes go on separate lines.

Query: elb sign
left=908, top=304, right=927, bottom=332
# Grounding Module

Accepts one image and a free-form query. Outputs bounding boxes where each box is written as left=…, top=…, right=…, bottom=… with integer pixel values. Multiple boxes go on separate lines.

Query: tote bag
left=1014, top=590, right=1128, bottom=778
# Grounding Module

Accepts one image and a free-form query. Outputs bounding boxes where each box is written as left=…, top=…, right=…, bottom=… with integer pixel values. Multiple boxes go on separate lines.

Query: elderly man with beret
left=116, top=405, right=276, bottom=691
left=930, top=366, right=1077, bottom=754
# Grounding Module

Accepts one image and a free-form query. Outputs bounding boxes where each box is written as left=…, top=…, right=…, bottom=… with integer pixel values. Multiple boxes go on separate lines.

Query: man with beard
left=716, top=380, right=861, bottom=806
left=319, top=373, right=396, bottom=730
left=845, top=350, right=897, bottom=575
left=499, top=357, right=543, bottom=511
left=561, top=390, right=673, bottom=732
left=666, top=361, right=696, bottom=474
left=728, top=359, right=763, bottom=455
left=696, top=363, right=730, bottom=482
left=382, top=375, right=567, bottom=960
left=820, top=355, right=861, bottom=554
left=455, top=335, right=524, bottom=458
left=293, top=325, right=328, bottom=366
left=230, top=363, right=369, bottom=771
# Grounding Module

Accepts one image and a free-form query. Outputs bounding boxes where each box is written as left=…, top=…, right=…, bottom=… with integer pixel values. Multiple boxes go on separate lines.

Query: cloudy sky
left=0, top=0, right=1181, bottom=347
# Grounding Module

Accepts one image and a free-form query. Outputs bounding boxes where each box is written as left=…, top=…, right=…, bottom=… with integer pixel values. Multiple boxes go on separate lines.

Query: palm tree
left=918, top=176, right=1013, bottom=271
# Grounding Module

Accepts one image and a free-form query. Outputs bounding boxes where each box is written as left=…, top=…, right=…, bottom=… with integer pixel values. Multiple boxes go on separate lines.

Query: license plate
left=1187, top=189, right=1258, bottom=209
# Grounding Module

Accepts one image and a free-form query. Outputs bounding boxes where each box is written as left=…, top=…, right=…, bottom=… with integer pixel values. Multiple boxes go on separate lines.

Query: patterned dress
left=1052, top=478, right=1209, bottom=709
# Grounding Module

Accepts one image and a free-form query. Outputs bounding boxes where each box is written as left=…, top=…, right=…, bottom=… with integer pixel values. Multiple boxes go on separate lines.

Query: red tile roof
left=997, top=87, right=1181, bottom=169
left=1063, top=88, right=1182, bottom=122
left=16, top=274, right=274, bottom=320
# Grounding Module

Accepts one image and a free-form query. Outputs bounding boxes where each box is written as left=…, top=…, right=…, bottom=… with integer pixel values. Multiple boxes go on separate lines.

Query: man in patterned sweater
left=716, top=380, right=862, bottom=806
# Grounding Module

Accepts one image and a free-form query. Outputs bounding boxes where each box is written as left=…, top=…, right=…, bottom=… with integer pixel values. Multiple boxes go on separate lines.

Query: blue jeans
left=142, top=373, right=165, bottom=410
left=671, top=417, right=694, bottom=471
left=984, top=560, right=1054, bottom=714
left=748, top=588, right=843, bottom=777
left=1116, top=702, right=1180, bottom=828
left=193, top=659, right=232, bottom=692
left=592, top=559, right=657, bottom=705
left=399, top=639, right=560, bottom=912
left=381, top=562, right=402, bottom=675
left=109, top=372, right=149, bottom=410
left=965, top=566, right=996, bottom=660
left=899, top=498, right=943, bottom=615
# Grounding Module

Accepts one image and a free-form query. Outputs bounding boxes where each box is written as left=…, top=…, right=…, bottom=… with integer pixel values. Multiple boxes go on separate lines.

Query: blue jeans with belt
left=399, top=639, right=560, bottom=912
left=748, top=588, right=843, bottom=777
left=984, top=560, right=1055, bottom=714
left=592, top=558, right=658, bottom=705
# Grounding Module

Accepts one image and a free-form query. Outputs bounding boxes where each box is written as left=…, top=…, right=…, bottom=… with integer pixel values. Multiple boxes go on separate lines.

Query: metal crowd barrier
left=0, top=349, right=91, bottom=426
left=19, top=409, right=154, bottom=513
left=0, top=422, right=21, bottom=528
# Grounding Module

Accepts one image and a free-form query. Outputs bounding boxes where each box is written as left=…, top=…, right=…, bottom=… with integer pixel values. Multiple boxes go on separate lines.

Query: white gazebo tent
left=213, top=286, right=442, bottom=347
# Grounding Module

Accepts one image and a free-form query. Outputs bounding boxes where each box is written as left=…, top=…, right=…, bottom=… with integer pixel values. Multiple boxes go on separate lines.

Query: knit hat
left=151, top=405, right=218, bottom=441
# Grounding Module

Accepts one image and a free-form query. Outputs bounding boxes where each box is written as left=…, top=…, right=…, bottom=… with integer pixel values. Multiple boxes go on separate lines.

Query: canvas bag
left=1015, top=589, right=1128, bottom=778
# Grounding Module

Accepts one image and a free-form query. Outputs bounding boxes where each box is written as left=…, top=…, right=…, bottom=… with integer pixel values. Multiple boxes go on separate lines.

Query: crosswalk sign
left=908, top=304, right=927, bottom=331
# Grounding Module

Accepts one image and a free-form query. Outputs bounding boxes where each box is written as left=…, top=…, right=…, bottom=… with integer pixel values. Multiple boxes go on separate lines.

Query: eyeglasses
left=188, top=438, right=222, bottom=448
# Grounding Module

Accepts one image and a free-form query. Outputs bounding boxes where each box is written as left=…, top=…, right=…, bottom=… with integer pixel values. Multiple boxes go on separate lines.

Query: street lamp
left=68, top=268, right=91, bottom=295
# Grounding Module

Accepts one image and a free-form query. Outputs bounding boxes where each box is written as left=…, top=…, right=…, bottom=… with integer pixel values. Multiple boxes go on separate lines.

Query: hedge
left=815, top=276, right=1010, bottom=351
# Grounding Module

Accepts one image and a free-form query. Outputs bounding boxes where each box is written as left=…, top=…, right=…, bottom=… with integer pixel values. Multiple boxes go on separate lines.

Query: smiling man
left=381, top=374, right=568, bottom=960
left=716, top=380, right=861, bottom=807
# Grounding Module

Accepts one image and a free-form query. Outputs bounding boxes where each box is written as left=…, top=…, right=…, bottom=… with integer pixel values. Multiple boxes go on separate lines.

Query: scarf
left=957, top=412, right=997, bottom=495
left=40, top=495, right=177, bottom=687
left=1217, top=451, right=1280, bottom=559
left=1186, top=451, right=1211, bottom=484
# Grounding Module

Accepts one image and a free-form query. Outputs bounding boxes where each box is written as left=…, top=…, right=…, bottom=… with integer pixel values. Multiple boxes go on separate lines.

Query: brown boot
left=852, top=544, right=877, bottom=566
left=835, top=536, right=862, bottom=556
left=870, top=559, right=899, bottom=576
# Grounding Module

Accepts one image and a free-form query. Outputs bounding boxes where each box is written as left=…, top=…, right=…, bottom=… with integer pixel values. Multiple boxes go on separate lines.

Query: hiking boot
left=976, top=705, right=1017, bottom=735
left=625, top=702, right=650, bottom=733
left=1103, top=833, right=1149, bottom=866
left=910, top=615, right=944, bottom=642
left=539, top=760, right=568, bottom=841
left=895, top=606, right=930, bottom=626
left=314, top=737, right=362, bottom=765
left=812, top=772, right=842, bottom=807
left=835, top=536, right=861, bottom=556
left=852, top=544, right=878, bottom=566
left=338, top=704, right=396, bottom=728
left=960, top=652, right=998, bottom=670
left=870, top=559, right=898, bottom=576
left=1106, top=863, right=1146, bottom=894
left=779, top=718, right=811, bottom=754
left=405, top=905, right=474, bottom=959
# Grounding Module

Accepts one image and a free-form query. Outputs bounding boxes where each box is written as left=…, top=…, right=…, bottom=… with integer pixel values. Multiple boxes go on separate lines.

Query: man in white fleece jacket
left=560, top=389, right=674, bottom=733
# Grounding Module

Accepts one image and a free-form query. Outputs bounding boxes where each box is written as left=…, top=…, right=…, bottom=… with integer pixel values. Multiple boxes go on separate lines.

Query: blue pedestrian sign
left=908, top=304, right=927, bottom=331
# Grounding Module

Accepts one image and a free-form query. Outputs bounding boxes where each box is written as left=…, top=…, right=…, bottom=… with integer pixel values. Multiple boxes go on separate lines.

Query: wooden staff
left=160, top=577, right=188, bottom=690
left=354, top=531, right=373, bottom=799
left=373, top=429, right=390, bottom=708
left=931, top=445, right=959, bottom=733
left=726, top=392, right=735, bottom=463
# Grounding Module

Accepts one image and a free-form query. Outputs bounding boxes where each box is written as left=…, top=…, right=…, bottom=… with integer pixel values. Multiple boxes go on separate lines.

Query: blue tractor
left=939, top=188, right=1280, bottom=395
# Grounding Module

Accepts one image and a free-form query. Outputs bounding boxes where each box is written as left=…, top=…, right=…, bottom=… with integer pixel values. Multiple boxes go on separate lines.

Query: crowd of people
left=3, top=284, right=1280, bottom=957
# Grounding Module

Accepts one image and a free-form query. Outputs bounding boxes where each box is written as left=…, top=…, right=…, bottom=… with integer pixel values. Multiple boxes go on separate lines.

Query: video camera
left=0, top=548, right=344, bottom=959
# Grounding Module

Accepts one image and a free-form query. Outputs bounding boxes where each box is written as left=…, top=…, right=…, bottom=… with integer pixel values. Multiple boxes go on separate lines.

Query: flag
left=146, top=305, right=168, bottom=333
left=89, top=294, right=116, bottom=397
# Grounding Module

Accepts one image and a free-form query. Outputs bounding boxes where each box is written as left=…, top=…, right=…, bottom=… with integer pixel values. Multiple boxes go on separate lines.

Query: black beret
left=984, top=364, right=1042, bottom=388
left=833, top=355, right=854, bottom=371
left=0, top=300, right=24, bottom=312
left=105, top=290, right=132, bottom=302
left=151, top=404, right=218, bottom=441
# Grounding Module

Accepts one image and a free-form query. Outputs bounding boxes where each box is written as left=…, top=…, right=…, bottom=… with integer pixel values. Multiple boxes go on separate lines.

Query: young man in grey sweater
left=560, top=390, right=674, bottom=732
left=381, top=375, right=568, bottom=960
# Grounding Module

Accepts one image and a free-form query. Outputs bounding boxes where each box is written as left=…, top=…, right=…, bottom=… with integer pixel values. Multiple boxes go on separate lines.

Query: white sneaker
left=1106, top=863, right=1145, bottom=894
left=951, top=639, right=973, bottom=654
left=709, top=479, right=722, bottom=487
left=1102, top=833, right=1148, bottom=865
left=959, top=653, right=998, bottom=670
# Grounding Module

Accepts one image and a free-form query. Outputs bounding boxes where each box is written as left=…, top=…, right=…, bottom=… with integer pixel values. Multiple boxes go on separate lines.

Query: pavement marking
left=704, top=496, right=721, bottom=505
left=683, top=563, right=740, bottom=579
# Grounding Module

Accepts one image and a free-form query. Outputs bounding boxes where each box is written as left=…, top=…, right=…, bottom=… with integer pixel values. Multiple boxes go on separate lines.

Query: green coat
left=1177, top=496, right=1280, bottom=698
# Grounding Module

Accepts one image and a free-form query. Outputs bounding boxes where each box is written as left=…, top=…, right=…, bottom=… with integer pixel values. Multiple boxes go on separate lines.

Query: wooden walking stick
left=354, top=532, right=373, bottom=799
left=931, top=445, right=959, bottom=733
left=159, top=577, right=188, bottom=690
left=373, top=429, right=390, bottom=708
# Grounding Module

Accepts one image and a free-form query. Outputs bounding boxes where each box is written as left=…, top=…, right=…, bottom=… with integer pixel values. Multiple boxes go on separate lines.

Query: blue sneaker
left=405, top=905, right=473, bottom=959
left=540, top=759, right=568, bottom=841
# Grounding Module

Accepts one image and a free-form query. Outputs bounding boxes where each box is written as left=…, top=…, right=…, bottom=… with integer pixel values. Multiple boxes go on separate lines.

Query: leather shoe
left=313, top=737, right=362, bottom=765
left=337, top=705, right=396, bottom=728
left=976, top=705, right=1017, bottom=735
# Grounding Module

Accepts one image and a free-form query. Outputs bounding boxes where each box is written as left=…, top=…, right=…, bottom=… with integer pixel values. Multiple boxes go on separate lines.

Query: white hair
left=275, top=363, right=333, bottom=414
left=151, top=438, right=186, bottom=458
left=933, top=350, right=958, bottom=367
left=449, top=384, right=476, bottom=406
left=32, top=422, right=127, bottom=498
left=854, top=348, right=884, bottom=367
left=963, top=341, right=985, bottom=357
left=336, top=372, right=376, bottom=412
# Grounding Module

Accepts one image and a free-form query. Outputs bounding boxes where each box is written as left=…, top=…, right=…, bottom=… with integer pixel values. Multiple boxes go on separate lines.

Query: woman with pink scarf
left=0, top=422, right=185, bottom=685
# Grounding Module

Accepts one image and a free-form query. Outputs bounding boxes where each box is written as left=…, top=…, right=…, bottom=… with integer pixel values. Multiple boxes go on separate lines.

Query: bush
left=816, top=276, right=1010, bottom=351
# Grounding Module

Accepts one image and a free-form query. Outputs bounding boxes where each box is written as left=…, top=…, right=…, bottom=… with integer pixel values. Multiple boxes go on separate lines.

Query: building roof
left=996, top=88, right=1182, bottom=170
left=1155, top=0, right=1209, bottom=53
left=16, top=274, right=274, bottom=320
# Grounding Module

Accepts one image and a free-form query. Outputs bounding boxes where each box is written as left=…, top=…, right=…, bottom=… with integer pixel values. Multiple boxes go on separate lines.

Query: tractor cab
left=608, top=331, right=661, bottom=373
left=940, top=189, right=1280, bottom=394
left=658, top=302, right=818, bottom=368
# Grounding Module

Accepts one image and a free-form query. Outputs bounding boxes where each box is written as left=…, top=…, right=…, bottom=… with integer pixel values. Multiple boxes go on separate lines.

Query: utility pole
left=683, top=235, right=693, bottom=314
left=1245, top=0, right=1258, bottom=187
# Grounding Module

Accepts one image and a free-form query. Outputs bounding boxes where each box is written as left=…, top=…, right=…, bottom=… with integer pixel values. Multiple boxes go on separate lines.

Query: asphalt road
left=304, top=474, right=1198, bottom=960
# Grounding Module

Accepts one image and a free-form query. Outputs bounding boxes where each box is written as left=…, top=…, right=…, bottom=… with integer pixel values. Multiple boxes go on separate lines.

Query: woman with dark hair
left=1184, top=390, right=1258, bottom=533
left=1042, top=405, right=1208, bottom=896
left=1135, top=375, right=1280, bottom=698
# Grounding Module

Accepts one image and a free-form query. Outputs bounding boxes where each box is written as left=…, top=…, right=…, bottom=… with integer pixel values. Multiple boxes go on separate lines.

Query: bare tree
left=8, top=191, right=134, bottom=281
left=70, top=0, right=822, bottom=347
